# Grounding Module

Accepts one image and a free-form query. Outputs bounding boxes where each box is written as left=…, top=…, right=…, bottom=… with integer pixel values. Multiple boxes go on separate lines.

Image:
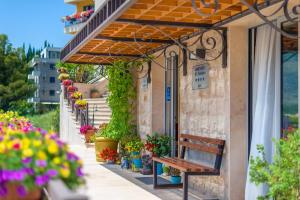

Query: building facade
left=28, top=47, right=61, bottom=104
left=60, top=0, right=299, bottom=199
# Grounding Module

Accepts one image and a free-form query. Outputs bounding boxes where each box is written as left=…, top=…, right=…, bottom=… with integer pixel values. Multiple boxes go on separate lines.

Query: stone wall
left=178, top=31, right=228, bottom=199
left=135, top=28, right=248, bottom=200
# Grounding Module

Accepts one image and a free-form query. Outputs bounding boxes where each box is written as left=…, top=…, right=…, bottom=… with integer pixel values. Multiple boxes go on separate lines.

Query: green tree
left=56, top=61, right=96, bottom=83
left=0, top=34, right=36, bottom=112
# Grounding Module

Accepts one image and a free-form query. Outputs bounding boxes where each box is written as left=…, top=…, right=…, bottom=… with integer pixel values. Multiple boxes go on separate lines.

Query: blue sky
left=0, top=0, right=75, bottom=49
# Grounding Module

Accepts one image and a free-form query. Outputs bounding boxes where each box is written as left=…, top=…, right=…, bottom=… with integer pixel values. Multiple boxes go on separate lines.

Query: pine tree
left=0, top=34, right=36, bottom=112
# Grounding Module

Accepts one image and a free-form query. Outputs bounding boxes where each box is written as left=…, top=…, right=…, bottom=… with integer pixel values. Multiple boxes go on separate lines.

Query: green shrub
left=249, top=129, right=300, bottom=200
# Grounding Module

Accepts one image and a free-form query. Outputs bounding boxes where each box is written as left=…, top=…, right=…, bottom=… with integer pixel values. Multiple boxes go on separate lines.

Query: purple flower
left=36, top=160, right=47, bottom=168
left=76, top=167, right=84, bottom=177
left=47, top=169, right=58, bottom=177
left=13, top=170, right=25, bottom=181
left=35, top=175, right=49, bottom=186
left=0, top=184, right=7, bottom=197
left=67, top=152, right=79, bottom=161
left=17, top=185, right=27, bottom=197
left=24, top=168, right=34, bottom=176
left=22, top=157, right=32, bottom=165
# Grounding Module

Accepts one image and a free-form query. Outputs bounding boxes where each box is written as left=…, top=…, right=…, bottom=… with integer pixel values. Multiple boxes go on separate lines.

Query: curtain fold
left=245, top=24, right=281, bottom=200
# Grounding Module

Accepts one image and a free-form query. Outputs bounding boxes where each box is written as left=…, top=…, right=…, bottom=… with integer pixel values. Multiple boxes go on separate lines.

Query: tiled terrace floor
left=71, top=145, right=217, bottom=200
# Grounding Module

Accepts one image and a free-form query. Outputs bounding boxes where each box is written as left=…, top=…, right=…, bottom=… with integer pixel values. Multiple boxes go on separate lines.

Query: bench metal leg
left=153, top=160, right=183, bottom=189
left=183, top=172, right=189, bottom=200
left=153, top=160, right=158, bottom=188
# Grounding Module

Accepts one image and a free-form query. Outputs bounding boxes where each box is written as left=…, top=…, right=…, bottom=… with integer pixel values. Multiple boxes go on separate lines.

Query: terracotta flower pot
left=1, top=184, right=41, bottom=200
left=84, top=130, right=95, bottom=143
left=94, top=137, right=118, bottom=162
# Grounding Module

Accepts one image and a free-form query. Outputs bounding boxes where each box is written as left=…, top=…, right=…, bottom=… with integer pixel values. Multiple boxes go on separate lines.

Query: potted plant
left=100, top=148, right=118, bottom=164
left=125, top=140, right=144, bottom=172
left=162, top=165, right=170, bottom=176
left=170, top=167, right=181, bottom=184
left=58, top=73, right=69, bottom=81
left=121, top=156, right=130, bottom=169
left=145, top=133, right=171, bottom=175
left=90, top=88, right=101, bottom=98
left=94, top=123, right=118, bottom=162
left=140, top=154, right=153, bottom=175
left=75, top=99, right=87, bottom=110
left=71, top=91, right=82, bottom=100
left=67, top=85, right=77, bottom=93
left=62, top=79, right=72, bottom=87
left=80, top=125, right=95, bottom=143
left=58, top=67, right=67, bottom=74
left=0, top=113, right=85, bottom=200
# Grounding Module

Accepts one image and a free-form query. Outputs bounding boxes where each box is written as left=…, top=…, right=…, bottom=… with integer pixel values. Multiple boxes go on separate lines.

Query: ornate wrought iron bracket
left=148, top=25, right=228, bottom=68
left=191, top=0, right=300, bottom=39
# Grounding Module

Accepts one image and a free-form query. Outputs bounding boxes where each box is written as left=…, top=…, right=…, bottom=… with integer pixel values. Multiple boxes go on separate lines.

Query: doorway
left=165, top=54, right=179, bottom=157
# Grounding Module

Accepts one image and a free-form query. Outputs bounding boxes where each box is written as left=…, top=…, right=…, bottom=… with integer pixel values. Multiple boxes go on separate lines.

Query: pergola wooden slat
left=61, top=0, right=274, bottom=65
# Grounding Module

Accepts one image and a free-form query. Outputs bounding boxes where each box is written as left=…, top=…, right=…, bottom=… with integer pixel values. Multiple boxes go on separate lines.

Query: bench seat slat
left=179, top=134, right=225, bottom=145
left=153, top=157, right=217, bottom=173
left=178, top=141, right=222, bottom=155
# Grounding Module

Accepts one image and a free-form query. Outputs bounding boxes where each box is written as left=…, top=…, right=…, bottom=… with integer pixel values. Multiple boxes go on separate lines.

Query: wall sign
left=192, top=64, right=209, bottom=90
left=166, top=86, right=171, bottom=102
left=141, top=77, right=148, bottom=90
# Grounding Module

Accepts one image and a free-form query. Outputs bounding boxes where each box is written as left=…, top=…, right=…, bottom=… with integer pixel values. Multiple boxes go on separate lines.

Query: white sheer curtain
left=245, top=24, right=281, bottom=199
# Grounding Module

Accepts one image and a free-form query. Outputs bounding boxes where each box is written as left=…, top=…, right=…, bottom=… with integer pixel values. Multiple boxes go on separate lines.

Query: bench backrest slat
left=178, top=141, right=222, bottom=155
left=178, top=134, right=225, bottom=171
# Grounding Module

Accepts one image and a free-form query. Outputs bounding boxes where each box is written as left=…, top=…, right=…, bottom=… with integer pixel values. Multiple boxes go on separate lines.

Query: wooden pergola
left=61, top=0, right=281, bottom=65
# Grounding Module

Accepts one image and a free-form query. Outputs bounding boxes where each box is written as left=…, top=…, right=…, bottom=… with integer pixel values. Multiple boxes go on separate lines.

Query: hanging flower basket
left=75, top=100, right=87, bottom=110
left=62, top=79, right=72, bottom=87
left=71, top=91, right=82, bottom=100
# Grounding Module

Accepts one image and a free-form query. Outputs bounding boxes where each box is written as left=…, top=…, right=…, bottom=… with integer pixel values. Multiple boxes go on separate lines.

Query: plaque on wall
left=141, top=77, right=148, bottom=90
left=192, top=64, right=209, bottom=90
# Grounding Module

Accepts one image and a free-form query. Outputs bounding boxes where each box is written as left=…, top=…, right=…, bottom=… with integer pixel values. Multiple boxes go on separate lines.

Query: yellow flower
left=53, top=157, right=61, bottom=165
left=23, top=149, right=33, bottom=157
left=6, top=141, right=13, bottom=149
left=38, top=151, right=47, bottom=160
left=60, top=168, right=70, bottom=178
left=48, top=142, right=59, bottom=155
left=33, top=140, right=41, bottom=147
left=22, top=138, right=30, bottom=149
left=0, top=143, right=5, bottom=153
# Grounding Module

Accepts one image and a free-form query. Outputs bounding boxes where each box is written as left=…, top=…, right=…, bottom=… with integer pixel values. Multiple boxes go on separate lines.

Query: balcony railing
left=62, top=9, right=94, bottom=28
left=61, top=0, right=127, bottom=61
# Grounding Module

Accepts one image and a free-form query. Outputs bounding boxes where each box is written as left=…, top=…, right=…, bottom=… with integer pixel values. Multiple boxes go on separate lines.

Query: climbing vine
left=100, top=60, right=137, bottom=140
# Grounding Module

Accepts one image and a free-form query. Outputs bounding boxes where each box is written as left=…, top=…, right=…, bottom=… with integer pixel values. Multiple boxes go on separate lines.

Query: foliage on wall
left=100, top=60, right=138, bottom=140
left=249, top=129, right=300, bottom=200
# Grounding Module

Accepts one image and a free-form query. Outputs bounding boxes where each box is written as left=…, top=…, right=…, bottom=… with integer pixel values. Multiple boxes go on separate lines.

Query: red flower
left=100, top=148, right=118, bottom=161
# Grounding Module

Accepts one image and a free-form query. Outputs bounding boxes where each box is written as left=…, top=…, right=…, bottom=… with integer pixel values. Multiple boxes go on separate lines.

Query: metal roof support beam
left=95, top=35, right=174, bottom=44
left=77, top=52, right=142, bottom=58
left=116, top=18, right=212, bottom=29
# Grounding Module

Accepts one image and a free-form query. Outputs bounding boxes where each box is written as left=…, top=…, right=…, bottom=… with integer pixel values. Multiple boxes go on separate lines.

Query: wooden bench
left=152, top=134, right=225, bottom=200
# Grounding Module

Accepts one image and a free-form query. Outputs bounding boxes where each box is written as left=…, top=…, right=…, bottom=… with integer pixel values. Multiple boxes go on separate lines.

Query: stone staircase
left=75, top=97, right=111, bottom=130
left=60, top=95, right=111, bottom=145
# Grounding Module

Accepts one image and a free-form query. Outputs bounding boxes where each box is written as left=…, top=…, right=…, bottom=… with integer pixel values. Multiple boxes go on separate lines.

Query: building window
left=281, top=21, right=298, bottom=131
left=50, top=77, right=55, bottom=83
left=248, top=21, right=298, bottom=155
left=49, top=90, right=55, bottom=96
left=49, top=64, right=55, bottom=70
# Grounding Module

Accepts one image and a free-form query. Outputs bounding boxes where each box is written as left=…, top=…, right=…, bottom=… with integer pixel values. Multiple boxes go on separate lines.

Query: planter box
left=0, top=184, right=41, bottom=200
